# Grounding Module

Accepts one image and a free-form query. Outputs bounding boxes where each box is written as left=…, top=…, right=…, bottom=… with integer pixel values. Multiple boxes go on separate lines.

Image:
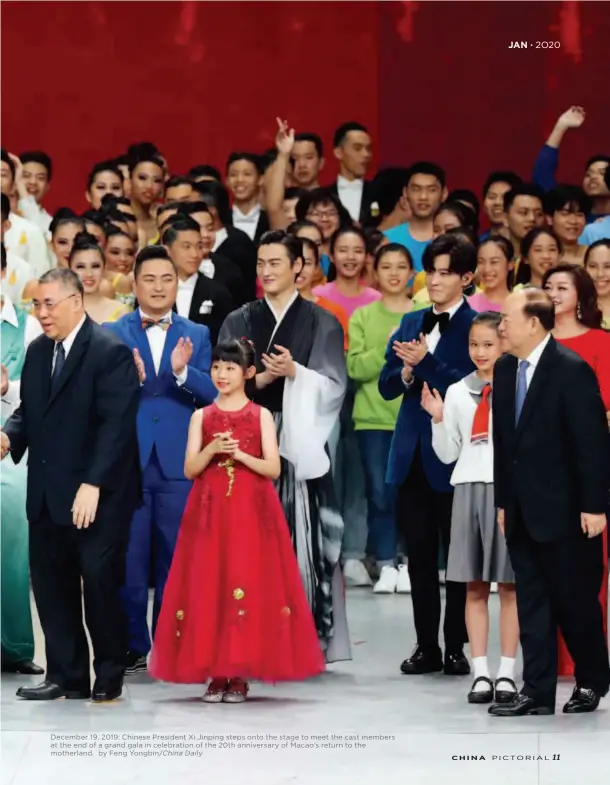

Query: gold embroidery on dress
left=218, top=458, right=235, bottom=496
left=233, top=588, right=245, bottom=600
left=176, top=610, right=184, bottom=620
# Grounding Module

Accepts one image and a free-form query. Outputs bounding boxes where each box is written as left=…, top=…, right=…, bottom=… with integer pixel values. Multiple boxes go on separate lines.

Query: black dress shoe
left=467, top=676, right=494, bottom=704
left=400, top=646, right=443, bottom=675
left=563, top=687, right=601, bottom=714
left=489, top=693, right=554, bottom=716
left=444, top=650, right=471, bottom=676
left=494, top=678, right=518, bottom=704
left=2, top=660, right=44, bottom=676
left=16, top=680, right=90, bottom=701
left=92, top=683, right=123, bottom=703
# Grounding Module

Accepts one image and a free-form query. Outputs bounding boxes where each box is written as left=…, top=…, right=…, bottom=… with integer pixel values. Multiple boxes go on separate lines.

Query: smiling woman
left=68, top=232, right=128, bottom=324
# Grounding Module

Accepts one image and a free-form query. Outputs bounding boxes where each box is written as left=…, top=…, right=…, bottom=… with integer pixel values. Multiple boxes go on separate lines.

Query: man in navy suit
left=105, top=246, right=216, bottom=674
left=379, top=233, right=477, bottom=676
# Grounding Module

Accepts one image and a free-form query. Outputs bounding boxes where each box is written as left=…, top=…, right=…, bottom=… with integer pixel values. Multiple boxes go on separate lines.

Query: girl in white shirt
left=421, top=311, right=519, bottom=706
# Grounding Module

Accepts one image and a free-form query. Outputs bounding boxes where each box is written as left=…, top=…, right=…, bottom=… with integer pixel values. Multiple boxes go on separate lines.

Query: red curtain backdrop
left=1, top=1, right=380, bottom=210
left=1, top=1, right=608, bottom=211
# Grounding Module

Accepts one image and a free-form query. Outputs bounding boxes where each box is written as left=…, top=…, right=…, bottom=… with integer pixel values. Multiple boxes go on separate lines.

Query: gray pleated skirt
left=446, top=482, right=514, bottom=583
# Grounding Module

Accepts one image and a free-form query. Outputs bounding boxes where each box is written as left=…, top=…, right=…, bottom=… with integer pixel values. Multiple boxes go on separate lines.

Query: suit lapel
left=515, top=339, right=555, bottom=438
left=359, top=181, right=373, bottom=224
left=46, top=318, right=92, bottom=410
left=159, top=318, right=179, bottom=375
left=128, top=310, right=156, bottom=377
left=188, top=274, right=206, bottom=321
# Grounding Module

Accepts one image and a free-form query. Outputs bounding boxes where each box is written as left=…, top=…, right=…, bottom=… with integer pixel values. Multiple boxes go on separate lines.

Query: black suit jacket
left=217, top=226, right=257, bottom=300
left=210, top=251, right=248, bottom=306
left=492, top=337, right=609, bottom=542
left=3, top=316, right=142, bottom=526
left=172, top=273, right=234, bottom=346
left=328, top=179, right=378, bottom=227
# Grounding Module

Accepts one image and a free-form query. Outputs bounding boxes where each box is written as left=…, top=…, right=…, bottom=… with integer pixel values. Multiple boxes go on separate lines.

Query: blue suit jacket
left=105, top=312, right=216, bottom=479
left=379, top=301, right=476, bottom=491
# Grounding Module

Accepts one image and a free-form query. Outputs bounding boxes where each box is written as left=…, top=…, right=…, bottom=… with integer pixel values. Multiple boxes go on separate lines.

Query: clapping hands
left=261, top=345, right=295, bottom=379
left=392, top=333, right=428, bottom=367
left=421, top=382, right=444, bottom=423
left=171, top=337, right=194, bottom=376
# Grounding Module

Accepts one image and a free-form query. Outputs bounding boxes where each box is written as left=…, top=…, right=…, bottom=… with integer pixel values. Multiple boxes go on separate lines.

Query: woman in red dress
left=543, top=263, right=610, bottom=676
left=149, top=338, right=325, bottom=702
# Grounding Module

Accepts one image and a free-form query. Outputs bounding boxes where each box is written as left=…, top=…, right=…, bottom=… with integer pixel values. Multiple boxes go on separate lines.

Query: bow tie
left=142, top=317, right=171, bottom=331
left=421, top=310, right=450, bottom=335
left=338, top=179, right=362, bottom=191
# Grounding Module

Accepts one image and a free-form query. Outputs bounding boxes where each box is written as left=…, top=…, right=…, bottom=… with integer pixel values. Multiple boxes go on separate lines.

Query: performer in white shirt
left=15, top=151, right=53, bottom=238
left=332, top=122, right=374, bottom=224
left=226, top=152, right=269, bottom=242
left=2, top=195, right=35, bottom=303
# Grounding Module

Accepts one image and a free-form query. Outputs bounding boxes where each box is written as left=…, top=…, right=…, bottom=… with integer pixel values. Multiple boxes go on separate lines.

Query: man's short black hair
left=544, top=184, right=592, bottom=216
left=422, top=233, right=477, bottom=276
left=406, top=161, right=446, bottom=190
left=258, top=230, right=304, bottom=266
left=503, top=183, right=545, bottom=212
left=161, top=217, right=202, bottom=245
left=333, top=122, right=368, bottom=148
left=226, top=152, right=263, bottom=176
left=19, top=150, right=53, bottom=181
left=371, top=168, right=410, bottom=216
left=87, top=160, right=123, bottom=189
left=164, top=175, right=193, bottom=191
left=134, top=245, right=177, bottom=279
left=482, top=170, right=523, bottom=198
left=294, top=133, right=324, bottom=158
left=585, top=154, right=610, bottom=172
left=188, top=164, right=221, bottom=181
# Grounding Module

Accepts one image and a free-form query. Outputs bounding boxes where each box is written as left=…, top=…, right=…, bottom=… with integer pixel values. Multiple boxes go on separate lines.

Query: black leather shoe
left=400, top=646, right=443, bottom=675
left=489, top=693, right=554, bottom=716
left=494, top=677, right=518, bottom=704
left=16, top=680, right=90, bottom=701
left=563, top=687, right=601, bottom=714
left=468, top=676, right=494, bottom=704
left=2, top=660, right=44, bottom=676
left=444, top=650, right=471, bottom=676
left=92, top=682, right=123, bottom=703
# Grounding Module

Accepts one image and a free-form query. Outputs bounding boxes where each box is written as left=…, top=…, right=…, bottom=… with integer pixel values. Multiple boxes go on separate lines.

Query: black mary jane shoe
left=494, top=677, right=518, bottom=704
left=2, top=660, right=44, bottom=676
left=16, top=680, right=90, bottom=701
left=467, top=676, right=494, bottom=704
left=563, top=687, right=601, bottom=714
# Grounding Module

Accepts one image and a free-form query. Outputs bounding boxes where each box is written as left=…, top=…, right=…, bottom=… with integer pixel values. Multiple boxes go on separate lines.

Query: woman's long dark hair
left=542, top=263, right=602, bottom=329
left=515, top=227, right=563, bottom=286
left=212, top=338, right=257, bottom=399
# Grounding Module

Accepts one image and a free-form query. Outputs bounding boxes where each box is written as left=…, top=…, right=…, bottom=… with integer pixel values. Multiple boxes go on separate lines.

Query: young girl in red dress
left=149, top=338, right=325, bottom=703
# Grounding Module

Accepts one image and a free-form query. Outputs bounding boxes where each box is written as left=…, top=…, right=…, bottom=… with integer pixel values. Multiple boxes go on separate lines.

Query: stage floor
left=2, top=589, right=608, bottom=785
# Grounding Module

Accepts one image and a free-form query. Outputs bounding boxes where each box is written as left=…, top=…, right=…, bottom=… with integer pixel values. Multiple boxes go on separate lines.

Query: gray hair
left=38, top=268, right=85, bottom=297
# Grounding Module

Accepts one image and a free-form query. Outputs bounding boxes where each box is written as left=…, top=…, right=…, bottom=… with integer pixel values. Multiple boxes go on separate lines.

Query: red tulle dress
left=149, top=401, right=325, bottom=684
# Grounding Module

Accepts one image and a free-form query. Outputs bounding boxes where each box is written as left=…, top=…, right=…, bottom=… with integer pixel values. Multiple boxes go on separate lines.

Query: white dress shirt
left=212, top=226, right=228, bottom=252
left=4, top=212, right=51, bottom=278
left=199, top=258, right=215, bottom=279
left=1, top=295, right=43, bottom=418
left=232, top=204, right=261, bottom=241
left=52, top=314, right=86, bottom=373
left=139, top=309, right=187, bottom=384
left=426, top=299, right=464, bottom=354
left=336, top=175, right=364, bottom=222
left=17, top=195, right=52, bottom=239
left=176, top=275, right=197, bottom=318
left=4, top=250, right=33, bottom=302
left=519, top=333, right=551, bottom=390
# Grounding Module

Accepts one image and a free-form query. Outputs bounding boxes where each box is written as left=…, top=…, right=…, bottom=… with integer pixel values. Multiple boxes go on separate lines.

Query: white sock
left=496, top=657, right=516, bottom=688
left=472, top=656, right=490, bottom=692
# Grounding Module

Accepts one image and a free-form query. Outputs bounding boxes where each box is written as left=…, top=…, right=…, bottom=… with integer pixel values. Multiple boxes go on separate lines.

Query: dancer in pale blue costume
left=1, top=248, right=43, bottom=674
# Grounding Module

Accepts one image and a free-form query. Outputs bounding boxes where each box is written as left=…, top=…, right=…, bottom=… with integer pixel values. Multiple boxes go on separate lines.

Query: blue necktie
left=515, top=359, right=530, bottom=424
left=50, top=342, right=65, bottom=395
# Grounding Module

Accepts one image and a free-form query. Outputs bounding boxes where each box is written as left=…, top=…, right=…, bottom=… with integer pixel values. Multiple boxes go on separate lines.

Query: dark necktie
left=51, top=341, right=65, bottom=393
left=141, top=317, right=171, bottom=331
left=515, top=360, right=530, bottom=424
left=421, top=310, right=450, bottom=336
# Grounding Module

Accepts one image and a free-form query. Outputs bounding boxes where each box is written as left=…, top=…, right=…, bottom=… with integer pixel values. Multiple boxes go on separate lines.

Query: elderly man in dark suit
left=490, top=288, right=610, bottom=716
left=1, top=268, right=141, bottom=702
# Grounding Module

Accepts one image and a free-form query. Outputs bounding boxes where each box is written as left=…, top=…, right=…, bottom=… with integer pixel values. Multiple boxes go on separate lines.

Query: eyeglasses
left=31, top=293, right=77, bottom=312
left=307, top=210, right=338, bottom=221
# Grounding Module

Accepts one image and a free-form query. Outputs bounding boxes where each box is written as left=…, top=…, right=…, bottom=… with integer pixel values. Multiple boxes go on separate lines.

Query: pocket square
left=199, top=300, right=213, bottom=315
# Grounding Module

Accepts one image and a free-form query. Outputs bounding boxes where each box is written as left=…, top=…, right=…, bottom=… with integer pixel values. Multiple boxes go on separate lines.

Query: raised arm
left=265, top=119, right=294, bottom=230
left=532, top=107, right=585, bottom=192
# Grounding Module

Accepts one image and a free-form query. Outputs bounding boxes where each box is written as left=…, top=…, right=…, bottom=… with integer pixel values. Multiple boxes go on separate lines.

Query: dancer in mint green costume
left=1, top=248, right=43, bottom=674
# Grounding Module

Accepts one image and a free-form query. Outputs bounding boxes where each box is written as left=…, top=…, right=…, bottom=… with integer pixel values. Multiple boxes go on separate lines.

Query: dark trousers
left=397, top=449, right=467, bottom=652
left=29, top=504, right=129, bottom=692
left=122, top=449, right=191, bottom=656
left=508, top=513, right=610, bottom=707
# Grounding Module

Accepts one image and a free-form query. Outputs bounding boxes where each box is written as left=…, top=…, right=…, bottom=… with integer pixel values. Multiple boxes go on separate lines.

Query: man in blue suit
left=379, top=233, right=477, bottom=677
left=106, top=246, right=216, bottom=674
